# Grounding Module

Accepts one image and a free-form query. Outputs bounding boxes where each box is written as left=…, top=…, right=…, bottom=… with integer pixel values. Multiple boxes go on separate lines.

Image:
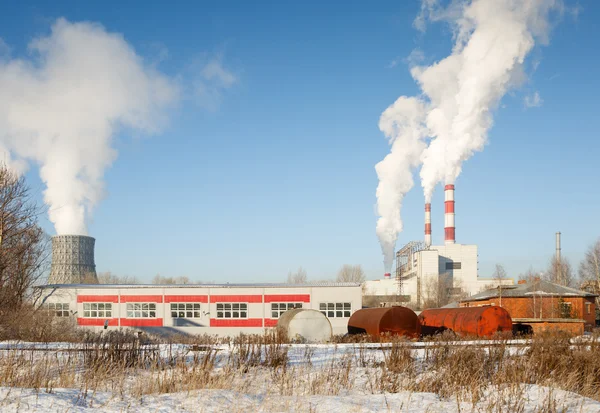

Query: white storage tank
left=277, top=309, right=332, bottom=343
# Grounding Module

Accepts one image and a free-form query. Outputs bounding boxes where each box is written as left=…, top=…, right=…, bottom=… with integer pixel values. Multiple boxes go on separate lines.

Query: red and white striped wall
left=39, top=284, right=363, bottom=337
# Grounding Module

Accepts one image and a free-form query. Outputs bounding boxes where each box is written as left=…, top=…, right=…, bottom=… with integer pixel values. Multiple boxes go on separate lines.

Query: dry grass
left=0, top=327, right=599, bottom=411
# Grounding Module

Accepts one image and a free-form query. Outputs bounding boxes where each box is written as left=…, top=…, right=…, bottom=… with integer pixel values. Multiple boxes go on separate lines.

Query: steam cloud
left=376, top=0, right=563, bottom=270
left=0, top=18, right=179, bottom=235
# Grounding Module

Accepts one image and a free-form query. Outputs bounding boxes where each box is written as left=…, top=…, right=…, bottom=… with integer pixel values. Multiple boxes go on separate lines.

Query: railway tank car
left=347, top=306, right=421, bottom=338
left=418, top=306, right=513, bottom=338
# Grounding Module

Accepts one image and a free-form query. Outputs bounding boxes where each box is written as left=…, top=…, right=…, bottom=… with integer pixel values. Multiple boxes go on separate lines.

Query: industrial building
left=38, top=234, right=363, bottom=337
left=37, top=283, right=362, bottom=337
left=364, top=185, right=513, bottom=307
left=459, top=279, right=598, bottom=335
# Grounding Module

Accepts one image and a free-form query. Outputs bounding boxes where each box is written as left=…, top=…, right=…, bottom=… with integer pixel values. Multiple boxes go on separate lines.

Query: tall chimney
left=444, top=184, right=455, bottom=245
left=424, top=203, right=432, bottom=247
left=48, top=235, right=98, bottom=284
left=555, top=232, right=561, bottom=263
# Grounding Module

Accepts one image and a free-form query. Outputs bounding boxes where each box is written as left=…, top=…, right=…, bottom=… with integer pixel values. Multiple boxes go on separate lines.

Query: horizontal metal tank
left=418, top=306, right=513, bottom=338
left=347, top=306, right=421, bottom=338
left=277, top=309, right=332, bottom=343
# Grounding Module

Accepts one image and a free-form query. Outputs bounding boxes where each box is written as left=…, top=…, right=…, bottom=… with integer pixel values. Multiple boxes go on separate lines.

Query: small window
left=586, top=302, right=592, bottom=315
left=445, top=262, right=462, bottom=270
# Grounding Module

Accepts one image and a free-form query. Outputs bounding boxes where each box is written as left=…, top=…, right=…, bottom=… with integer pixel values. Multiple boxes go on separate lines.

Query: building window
left=171, top=303, right=201, bottom=318
left=559, top=301, right=572, bottom=318
left=44, top=303, right=70, bottom=317
left=216, top=303, right=247, bottom=319
left=445, top=262, right=462, bottom=270
left=126, top=303, right=156, bottom=318
left=83, top=303, right=112, bottom=318
left=271, top=303, right=303, bottom=318
left=320, top=302, right=351, bottom=318
left=586, top=302, right=592, bottom=315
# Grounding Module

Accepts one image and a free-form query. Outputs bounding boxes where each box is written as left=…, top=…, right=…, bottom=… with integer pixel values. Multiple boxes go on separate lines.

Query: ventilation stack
left=444, top=185, right=455, bottom=245
left=424, top=203, right=432, bottom=247
left=48, top=235, right=98, bottom=284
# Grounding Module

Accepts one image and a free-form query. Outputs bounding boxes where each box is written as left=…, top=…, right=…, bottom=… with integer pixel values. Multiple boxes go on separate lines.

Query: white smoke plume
left=416, top=0, right=562, bottom=201
left=376, top=0, right=562, bottom=268
left=0, top=18, right=179, bottom=235
left=375, top=97, right=428, bottom=271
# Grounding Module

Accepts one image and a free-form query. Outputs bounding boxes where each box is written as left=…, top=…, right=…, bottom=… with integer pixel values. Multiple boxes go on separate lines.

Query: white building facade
left=364, top=243, right=513, bottom=305
left=37, top=283, right=363, bottom=337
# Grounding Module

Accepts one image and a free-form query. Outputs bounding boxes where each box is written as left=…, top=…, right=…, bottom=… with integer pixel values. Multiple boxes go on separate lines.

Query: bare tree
left=579, top=238, right=600, bottom=319
left=422, top=274, right=452, bottom=309
left=518, top=267, right=540, bottom=283
left=0, top=165, right=50, bottom=316
left=336, top=264, right=366, bottom=283
left=579, top=239, right=600, bottom=290
left=152, top=274, right=191, bottom=284
left=97, top=271, right=139, bottom=284
left=493, top=264, right=508, bottom=307
left=287, top=267, right=308, bottom=284
left=544, top=256, right=574, bottom=287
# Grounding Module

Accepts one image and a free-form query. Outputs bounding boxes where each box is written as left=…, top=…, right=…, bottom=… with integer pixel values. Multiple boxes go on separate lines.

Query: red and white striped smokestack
left=424, top=203, right=432, bottom=247
left=384, top=272, right=391, bottom=279
left=444, top=184, right=455, bottom=245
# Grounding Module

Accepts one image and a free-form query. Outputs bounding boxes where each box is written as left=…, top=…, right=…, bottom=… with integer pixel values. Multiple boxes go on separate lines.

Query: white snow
left=1, top=385, right=599, bottom=412
left=1, top=339, right=599, bottom=412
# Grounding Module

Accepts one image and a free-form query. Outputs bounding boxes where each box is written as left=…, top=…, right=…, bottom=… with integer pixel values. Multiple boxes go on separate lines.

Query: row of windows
left=83, top=302, right=112, bottom=318
left=171, top=303, right=201, bottom=319
left=45, top=302, right=354, bottom=319
left=320, top=302, right=352, bottom=318
left=271, top=302, right=303, bottom=318
left=216, top=303, right=247, bottom=319
left=126, top=303, right=156, bottom=318
left=445, top=262, right=462, bottom=270
left=44, top=303, right=70, bottom=317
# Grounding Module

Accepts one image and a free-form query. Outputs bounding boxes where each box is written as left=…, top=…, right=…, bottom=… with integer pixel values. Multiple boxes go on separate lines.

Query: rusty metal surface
left=418, top=306, right=513, bottom=337
left=347, top=306, right=421, bottom=338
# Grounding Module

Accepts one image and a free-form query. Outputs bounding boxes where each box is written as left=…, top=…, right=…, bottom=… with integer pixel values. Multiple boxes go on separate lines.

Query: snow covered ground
left=1, top=385, right=599, bottom=412
left=1, top=339, right=599, bottom=412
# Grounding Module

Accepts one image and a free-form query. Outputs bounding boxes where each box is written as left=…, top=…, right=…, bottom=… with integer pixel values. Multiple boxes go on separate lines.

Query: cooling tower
left=48, top=235, right=97, bottom=284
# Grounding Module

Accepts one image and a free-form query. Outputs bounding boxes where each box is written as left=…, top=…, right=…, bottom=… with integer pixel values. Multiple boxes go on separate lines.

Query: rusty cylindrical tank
left=347, top=306, right=421, bottom=338
left=418, top=306, right=512, bottom=338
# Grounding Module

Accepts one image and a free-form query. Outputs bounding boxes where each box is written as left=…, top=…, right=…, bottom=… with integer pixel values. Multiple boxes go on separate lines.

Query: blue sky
left=1, top=0, right=599, bottom=282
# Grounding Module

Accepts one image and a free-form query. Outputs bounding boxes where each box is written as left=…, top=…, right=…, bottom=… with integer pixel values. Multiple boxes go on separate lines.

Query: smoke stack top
left=425, top=203, right=432, bottom=247
left=444, top=185, right=455, bottom=245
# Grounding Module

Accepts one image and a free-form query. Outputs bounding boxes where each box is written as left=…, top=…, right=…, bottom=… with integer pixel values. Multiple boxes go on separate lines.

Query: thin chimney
left=555, top=232, right=561, bottom=263
left=425, top=203, right=432, bottom=247
left=444, top=184, right=455, bottom=245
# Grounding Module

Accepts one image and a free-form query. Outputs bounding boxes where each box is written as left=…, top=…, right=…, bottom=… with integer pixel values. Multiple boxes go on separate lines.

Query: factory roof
left=37, top=282, right=362, bottom=289
left=462, top=279, right=598, bottom=302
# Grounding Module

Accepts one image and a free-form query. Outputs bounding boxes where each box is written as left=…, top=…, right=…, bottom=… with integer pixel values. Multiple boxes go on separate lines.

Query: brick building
left=459, top=279, right=597, bottom=335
